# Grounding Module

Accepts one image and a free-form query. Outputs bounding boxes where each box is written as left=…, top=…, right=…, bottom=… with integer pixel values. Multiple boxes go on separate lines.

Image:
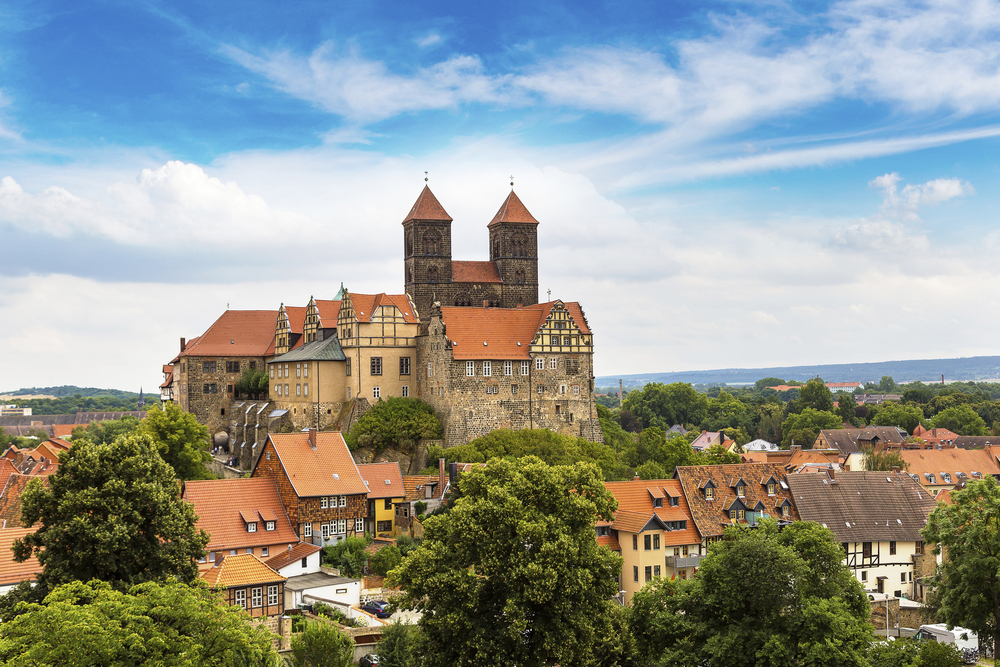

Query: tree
left=629, top=520, right=872, bottom=667
left=345, top=397, right=442, bottom=454
left=798, top=378, right=834, bottom=413
left=72, top=415, right=142, bottom=445
left=757, top=403, right=785, bottom=444
left=836, top=391, right=858, bottom=425
left=0, top=579, right=280, bottom=666
left=142, top=402, right=213, bottom=480
left=235, top=367, right=270, bottom=399
left=860, top=445, right=908, bottom=472
left=622, top=382, right=709, bottom=430
left=703, top=392, right=750, bottom=432
left=877, top=376, right=898, bottom=393
left=389, top=457, right=622, bottom=667
left=873, top=403, right=926, bottom=435
left=781, top=408, right=843, bottom=448
left=755, top=377, right=786, bottom=390
left=370, top=545, right=402, bottom=576
left=923, top=477, right=1000, bottom=658
left=289, top=620, right=355, bottom=667
left=931, top=405, right=988, bottom=436
left=13, top=433, right=209, bottom=592
left=375, top=621, right=423, bottom=667
left=322, top=535, right=371, bottom=577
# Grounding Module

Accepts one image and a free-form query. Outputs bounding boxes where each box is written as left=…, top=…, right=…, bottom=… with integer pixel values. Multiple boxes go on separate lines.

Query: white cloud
left=416, top=33, right=442, bottom=48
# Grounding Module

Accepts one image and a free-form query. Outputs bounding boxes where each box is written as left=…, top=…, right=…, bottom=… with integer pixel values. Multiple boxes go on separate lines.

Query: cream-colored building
left=337, top=292, right=419, bottom=404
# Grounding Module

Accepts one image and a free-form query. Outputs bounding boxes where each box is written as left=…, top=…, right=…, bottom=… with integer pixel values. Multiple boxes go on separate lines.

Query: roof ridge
left=402, top=185, right=453, bottom=223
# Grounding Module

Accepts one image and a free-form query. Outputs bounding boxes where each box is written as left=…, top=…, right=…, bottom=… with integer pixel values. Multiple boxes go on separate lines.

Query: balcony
left=666, top=554, right=703, bottom=568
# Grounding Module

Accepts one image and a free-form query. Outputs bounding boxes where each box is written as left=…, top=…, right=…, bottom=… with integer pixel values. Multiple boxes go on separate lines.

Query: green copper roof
left=270, top=335, right=346, bottom=363
left=333, top=282, right=346, bottom=300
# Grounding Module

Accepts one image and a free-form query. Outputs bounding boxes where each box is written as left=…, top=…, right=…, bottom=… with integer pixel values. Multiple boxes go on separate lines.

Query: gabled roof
left=265, top=542, right=322, bottom=571
left=785, top=471, right=936, bottom=542
left=953, top=436, right=999, bottom=449
left=488, top=190, right=539, bottom=226
left=0, top=527, right=41, bottom=586
left=452, top=260, right=503, bottom=284
left=202, top=553, right=286, bottom=588
left=51, top=424, right=79, bottom=438
left=401, top=474, right=444, bottom=502
left=357, top=462, right=405, bottom=500
left=402, top=185, right=452, bottom=223
left=184, top=478, right=298, bottom=552
left=180, top=310, right=278, bottom=358
left=265, top=432, right=368, bottom=498
left=899, top=447, right=1000, bottom=484
left=314, top=299, right=341, bottom=326
left=603, top=478, right=700, bottom=546
left=345, top=293, right=418, bottom=324
left=283, top=306, right=308, bottom=334
left=0, top=473, right=42, bottom=528
left=269, top=336, right=346, bottom=364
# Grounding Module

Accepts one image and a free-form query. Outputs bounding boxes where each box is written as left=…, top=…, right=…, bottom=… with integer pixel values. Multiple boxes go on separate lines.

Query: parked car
left=916, top=624, right=979, bottom=664
left=361, top=600, right=391, bottom=618
left=359, top=654, right=380, bottom=667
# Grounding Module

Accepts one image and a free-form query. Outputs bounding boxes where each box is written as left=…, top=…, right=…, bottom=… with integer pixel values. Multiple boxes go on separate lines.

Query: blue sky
left=2, top=0, right=1000, bottom=392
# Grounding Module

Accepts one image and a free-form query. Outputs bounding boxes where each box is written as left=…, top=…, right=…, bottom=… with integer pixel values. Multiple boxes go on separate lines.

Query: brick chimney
left=827, top=468, right=836, bottom=482
left=308, top=428, right=317, bottom=450
left=180, top=337, right=186, bottom=353
left=891, top=466, right=901, bottom=474
left=483, top=300, right=490, bottom=308
left=634, top=474, right=640, bottom=481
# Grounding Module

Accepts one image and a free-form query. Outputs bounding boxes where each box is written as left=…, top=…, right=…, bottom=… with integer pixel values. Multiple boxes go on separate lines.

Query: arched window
left=514, top=269, right=525, bottom=285
left=493, top=239, right=500, bottom=257
left=425, top=231, right=440, bottom=255
left=513, top=233, right=528, bottom=257
left=405, top=232, right=413, bottom=257
left=406, top=267, right=412, bottom=283
left=428, top=265, right=439, bottom=283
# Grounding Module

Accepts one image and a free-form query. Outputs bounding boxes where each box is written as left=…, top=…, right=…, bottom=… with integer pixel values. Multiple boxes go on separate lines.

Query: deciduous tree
left=142, top=402, right=213, bottom=480
left=289, top=619, right=354, bottom=667
left=798, top=378, right=834, bottom=413
left=622, top=382, right=709, bottom=431
left=781, top=408, right=842, bottom=448
left=931, top=404, right=988, bottom=436
left=345, top=397, right=442, bottom=454
left=872, top=403, right=926, bottom=435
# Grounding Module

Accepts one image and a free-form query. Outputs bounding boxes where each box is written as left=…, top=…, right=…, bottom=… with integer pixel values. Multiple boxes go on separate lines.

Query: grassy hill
left=0, top=386, right=147, bottom=415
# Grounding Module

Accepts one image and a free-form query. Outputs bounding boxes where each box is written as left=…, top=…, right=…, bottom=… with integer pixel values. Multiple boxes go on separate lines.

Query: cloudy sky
left=2, top=0, right=1000, bottom=393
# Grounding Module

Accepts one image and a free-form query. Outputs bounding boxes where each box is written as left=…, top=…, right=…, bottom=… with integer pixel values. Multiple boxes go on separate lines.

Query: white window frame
left=522, top=361, right=530, bottom=375
left=296, top=384, right=301, bottom=396
left=235, top=589, right=247, bottom=608
left=247, top=522, right=257, bottom=532
left=303, top=523, right=312, bottom=538
left=373, top=386, right=380, bottom=399
left=251, top=587, right=262, bottom=608
left=466, top=361, right=475, bottom=376
left=321, top=523, right=330, bottom=539
left=266, top=521, right=275, bottom=531
left=296, top=363, right=301, bottom=378
left=401, top=385, right=409, bottom=397
left=304, top=383, right=309, bottom=396
left=483, top=361, right=492, bottom=377
left=303, top=364, right=308, bottom=378
left=536, top=358, right=544, bottom=370
left=573, top=385, right=580, bottom=395
left=267, top=585, right=279, bottom=606
left=427, top=362, right=433, bottom=377
left=504, top=361, right=512, bottom=375
left=339, top=495, right=347, bottom=507
left=321, top=497, right=328, bottom=509
left=284, top=383, right=289, bottom=396
left=549, top=358, right=557, bottom=369
left=355, top=518, right=365, bottom=533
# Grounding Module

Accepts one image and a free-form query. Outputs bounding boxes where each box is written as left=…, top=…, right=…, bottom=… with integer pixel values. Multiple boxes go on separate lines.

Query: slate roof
left=952, top=436, right=999, bottom=449
left=266, top=432, right=368, bottom=498
left=675, top=463, right=799, bottom=539
left=269, top=336, right=346, bottom=363
left=488, top=190, right=539, bottom=226
left=345, top=293, right=418, bottom=324
left=603, top=478, right=700, bottom=546
left=402, top=185, right=452, bottom=223
left=452, top=260, right=503, bottom=284
left=817, top=427, right=906, bottom=456
left=265, top=542, right=322, bottom=571
left=899, top=447, right=1000, bottom=485
left=785, top=470, right=936, bottom=542
left=0, top=527, right=42, bottom=586
left=202, top=553, right=286, bottom=588
left=179, top=310, right=278, bottom=358
left=357, top=462, right=405, bottom=499
left=183, top=478, right=298, bottom=552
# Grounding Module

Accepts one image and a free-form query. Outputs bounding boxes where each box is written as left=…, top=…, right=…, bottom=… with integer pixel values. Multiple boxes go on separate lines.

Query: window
left=321, top=523, right=330, bottom=539
left=262, top=547, right=269, bottom=557
left=338, top=519, right=348, bottom=534
left=736, top=484, right=745, bottom=497
left=304, top=383, right=309, bottom=396
left=483, top=361, right=491, bottom=377
left=267, top=585, right=278, bottom=606
left=767, top=482, right=776, bottom=495
left=284, top=364, right=289, bottom=377
left=400, top=357, right=410, bottom=375
left=251, top=587, right=262, bottom=608
left=536, top=358, right=544, bottom=370
left=356, top=518, right=365, bottom=532
left=504, top=361, right=512, bottom=375
left=203, top=361, right=216, bottom=373
left=209, top=552, right=216, bottom=562
left=321, top=497, right=328, bottom=509
left=644, top=535, right=651, bottom=551
left=427, top=362, right=433, bottom=377
left=645, top=566, right=652, bottom=583
left=915, top=541, right=924, bottom=555
left=729, top=510, right=737, bottom=520
left=782, top=504, right=790, bottom=517
left=266, top=521, right=275, bottom=531
left=296, top=384, right=301, bottom=396
left=402, top=385, right=409, bottom=397
left=670, top=496, right=679, bottom=507
left=249, top=361, right=256, bottom=369
left=303, top=524, right=312, bottom=538
left=549, top=358, right=557, bottom=369
left=235, top=589, right=247, bottom=609
left=653, top=497, right=663, bottom=508
left=573, top=385, right=580, bottom=395
left=512, top=384, right=518, bottom=394
left=861, top=571, right=867, bottom=582
left=339, top=495, right=347, bottom=507
left=303, top=364, right=308, bottom=378
left=247, top=522, right=257, bottom=533
left=521, top=361, right=530, bottom=375
left=738, top=510, right=745, bottom=520
left=537, top=385, right=543, bottom=394
left=682, top=545, right=689, bottom=556
left=226, top=361, right=240, bottom=373
left=901, top=572, right=907, bottom=583
left=564, top=336, right=571, bottom=346
left=653, top=534, right=660, bottom=550
left=634, top=566, right=639, bottom=582
left=373, top=386, right=380, bottom=399
left=560, top=385, right=566, bottom=394
left=551, top=336, right=560, bottom=345
left=466, top=361, right=475, bottom=376
left=246, top=548, right=253, bottom=554
left=302, top=558, right=308, bottom=567
left=296, top=364, right=301, bottom=378
left=284, top=383, right=289, bottom=396
left=654, top=565, right=661, bottom=578
left=370, top=357, right=382, bottom=376
left=863, top=542, right=872, bottom=559
left=678, top=569, right=687, bottom=580
left=889, top=541, right=896, bottom=555
left=346, top=358, right=351, bottom=376
left=673, top=547, right=680, bottom=556
left=203, top=383, right=218, bottom=394
left=270, top=367, right=274, bottom=378
left=633, top=535, right=638, bottom=550
left=705, top=487, right=714, bottom=500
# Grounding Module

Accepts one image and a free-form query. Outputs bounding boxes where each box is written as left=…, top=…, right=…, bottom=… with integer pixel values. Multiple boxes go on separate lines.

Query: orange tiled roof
left=267, top=432, right=368, bottom=498
left=0, top=527, right=42, bottom=586
left=202, top=553, right=286, bottom=588
left=604, top=478, right=700, bottom=546
left=402, top=185, right=452, bottom=223
left=452, top=260, right=502, bottom=284
left=51, top=424, right=79, bottom=438
left=596, top=532, right=621, bottom=552
left=900, top=447, right=1000, bottom=483
left=184, top=478, right=299, bottom=552
left=401, top=475, right=444, bottom=502
left=358, top=462, right=406, bottom=499
left=284, top=306, right=308, bottom=334
left=265, top=542, right=322, bottom=571
left=180, top=311, right=278, bottom=358
left=315, top=299, right=341, bottom=326
left=346, top=293, right=418, bottom=324
left=488, top=190, right=539, bottom=226
left=0, top=473, right=43, bottom=528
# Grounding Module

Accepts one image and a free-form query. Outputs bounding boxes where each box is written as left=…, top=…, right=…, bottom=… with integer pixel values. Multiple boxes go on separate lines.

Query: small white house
left=265, top=542, right=323, bottom=578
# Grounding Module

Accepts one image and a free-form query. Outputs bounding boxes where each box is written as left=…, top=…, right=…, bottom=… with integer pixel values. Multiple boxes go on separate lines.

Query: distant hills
left=0, top=386, right=142, bottom=400
left=596, top=356, right=1000, bottom=389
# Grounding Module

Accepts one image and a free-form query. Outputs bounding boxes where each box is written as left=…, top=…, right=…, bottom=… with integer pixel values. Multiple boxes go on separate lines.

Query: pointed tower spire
left=489, top=190, right=539, bottom=226
left=334, top=282, right=346, bottom=300
left=402, top=185, right=453, bottom=224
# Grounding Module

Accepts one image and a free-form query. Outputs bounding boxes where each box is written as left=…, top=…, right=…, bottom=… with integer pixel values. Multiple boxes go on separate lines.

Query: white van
left=916, top=624, right=978, bottom=664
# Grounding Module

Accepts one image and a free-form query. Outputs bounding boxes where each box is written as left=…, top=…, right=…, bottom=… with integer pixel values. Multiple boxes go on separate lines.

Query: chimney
left=827, top=468, right=836, bottom=482
left=891, top=466, right=901, bottom=474
left=483, top=300, right=490, bottom=308
left=216, top=554, right=224, bottom=567
left=449, top=462, right=458, bottom=486
left=180, top=337, right=186, bottom=353
left=634, top=474, right=640, bottom=481
left=438, top=458, right=446, bottom=493
left=308, top=428, right=317, bottom=449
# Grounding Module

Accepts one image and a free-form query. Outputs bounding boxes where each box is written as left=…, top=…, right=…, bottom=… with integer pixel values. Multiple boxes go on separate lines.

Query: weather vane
left=510, top=174, right=514, bottom=189
left=424, top=171, right=428, bottom=183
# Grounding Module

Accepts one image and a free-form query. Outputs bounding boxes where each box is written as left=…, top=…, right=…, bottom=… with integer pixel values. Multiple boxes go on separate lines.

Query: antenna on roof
left=547, top=288, right=551, bottom=301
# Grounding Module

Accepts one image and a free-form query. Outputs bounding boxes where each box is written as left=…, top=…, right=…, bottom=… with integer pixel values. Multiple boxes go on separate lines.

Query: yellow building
left=267, top=336, right=349, bottom=429
left=357, top=462, right=406, bottom=536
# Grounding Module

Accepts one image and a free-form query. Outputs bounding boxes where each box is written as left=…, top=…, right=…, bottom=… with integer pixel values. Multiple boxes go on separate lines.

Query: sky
left=2, top=0, right=1000, bottom=393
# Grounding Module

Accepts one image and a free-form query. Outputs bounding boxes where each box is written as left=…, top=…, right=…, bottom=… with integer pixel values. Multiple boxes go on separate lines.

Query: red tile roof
left=0, top=473, right=42, bottom=528
left=452, top=260, right=502, bottom=284
left=604, top=479, right=700, bottom=546
left=346, top=293, right=418, bottom=324
left=201, top=553, right=286, bottom=588
left=402, top=185, right=452, bottom=223
left=265, top=542, right=322, bottom=571
left=267, top=432, right=368, bottom=498
left=180, top=311, right=278, bottom=358
left=184, top=478, right=299, bottom=552
left=439, top=300, right=591, bottom=360
left=899, top=447, right=1000, bottom=483
left=488, top=190, right=539, bottom=226
left=357, top=462, right=406, bottom=499
left=315, top=299, right=341, bottom=326
left=51, top=424, right=79, bottom=438
left=401, top=475, right=444, bottom=502
left=0, top=527, right=42, bottom=586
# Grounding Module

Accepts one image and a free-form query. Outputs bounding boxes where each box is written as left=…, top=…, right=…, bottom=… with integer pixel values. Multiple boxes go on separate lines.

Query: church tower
left=403, top=185, right=453, bottom=322
left=489, top=190, right=539, bottom=307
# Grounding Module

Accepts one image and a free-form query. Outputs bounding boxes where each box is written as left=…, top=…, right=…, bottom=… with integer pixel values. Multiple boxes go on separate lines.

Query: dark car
left=359, top=654, right=380, bottom=667
left=361, top=600, right=391, bottom=618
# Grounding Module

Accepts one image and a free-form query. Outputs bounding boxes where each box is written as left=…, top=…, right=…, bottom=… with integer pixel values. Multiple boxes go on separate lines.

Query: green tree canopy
left=13, top=433, right=209, bottom=592
left=781, top=408, right=843, bottom=448
left=755, top=377, right=786, bottom=390
left=289, top=619, right=355, bottom=667
left=797, top=378, right=835, bottom=413
left=389, top=457, right=622, bottom=667
left=860, top=445, right=908, bottom=472
left=142, top=402, right=213, bottom=480
left=345, top=397, right=442, bottom=454
left=622, top=382, right=709, bottom=430
left=923, top=477, right=1000, bottom=657
left=0, top=579, right=280, bottom=666
left=72, top=415, right=143, bottom=445
left=931, top=404, right=988, bottom=436
left=629, top=520, right=872, bottom=667
left=873, top=403, right=926, bottom=435
left=375, top=621, right=423, bottom=667
left=835, top=391, right=858, bottom=425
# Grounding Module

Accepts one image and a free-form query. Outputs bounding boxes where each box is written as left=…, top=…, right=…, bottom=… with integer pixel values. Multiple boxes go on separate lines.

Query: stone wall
left=179, top=356, right=264, bottom=434
left=229, top=401, right=291, bottom=470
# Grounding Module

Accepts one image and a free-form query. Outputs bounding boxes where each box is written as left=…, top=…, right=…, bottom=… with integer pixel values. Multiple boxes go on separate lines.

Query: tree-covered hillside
left=0, top=386, right=148, bottom=415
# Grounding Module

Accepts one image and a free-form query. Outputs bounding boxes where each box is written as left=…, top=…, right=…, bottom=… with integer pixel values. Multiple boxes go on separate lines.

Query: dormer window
left=767, top=482, right=776, bottom=496
left=247, top=522, right=257, bottom=533
left=782, top=505, right=789, bottom=517
left=653, top=498, right=663, bottom=508
left=738, top=510, right=745, bottom=520
left=736, top=484, right=745, bottom=498
left=266, top=521, right=275, bottom=531
left=705, top=487, right=714, bottom=500
left=670, top=496, right=679, bottom=507
left=729, top=510, right=737, bottom=520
